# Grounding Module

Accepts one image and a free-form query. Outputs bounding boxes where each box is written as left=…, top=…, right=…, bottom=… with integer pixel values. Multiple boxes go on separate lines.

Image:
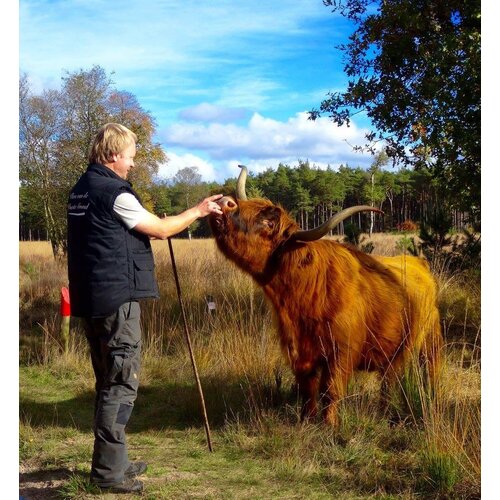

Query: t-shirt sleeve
left=113, top=192, right=150, bottom=229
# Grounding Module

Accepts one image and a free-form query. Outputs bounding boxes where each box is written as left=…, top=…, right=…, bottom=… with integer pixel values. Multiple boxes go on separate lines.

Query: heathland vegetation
left=20, top=235, right=480, bottom=498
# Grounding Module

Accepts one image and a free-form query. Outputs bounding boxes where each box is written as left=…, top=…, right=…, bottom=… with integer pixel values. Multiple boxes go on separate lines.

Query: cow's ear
left=262, top=219, right=275, bottom=230
left=260, top=206, right=281, bottom=221
left=258, top=206, right=281, bottom=234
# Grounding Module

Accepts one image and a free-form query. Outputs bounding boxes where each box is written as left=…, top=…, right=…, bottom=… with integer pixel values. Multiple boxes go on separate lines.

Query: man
left=67, top=123, right=222, bottom=494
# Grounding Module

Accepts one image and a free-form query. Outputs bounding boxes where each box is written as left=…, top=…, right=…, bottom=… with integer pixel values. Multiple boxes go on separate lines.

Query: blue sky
left=21, top=0, right=381, bottom=182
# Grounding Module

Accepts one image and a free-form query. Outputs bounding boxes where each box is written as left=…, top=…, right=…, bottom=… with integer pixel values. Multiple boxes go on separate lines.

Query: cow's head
left=209, top=165, right=382, bottom=278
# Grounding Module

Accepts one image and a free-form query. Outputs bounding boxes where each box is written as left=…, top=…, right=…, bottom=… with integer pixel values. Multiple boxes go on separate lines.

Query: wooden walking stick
left=167, top=237, right=214, bottom=452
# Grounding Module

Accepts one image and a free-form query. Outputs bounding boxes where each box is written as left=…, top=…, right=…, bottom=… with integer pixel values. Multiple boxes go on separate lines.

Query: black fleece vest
left=67, top=163, right=159, bottom=317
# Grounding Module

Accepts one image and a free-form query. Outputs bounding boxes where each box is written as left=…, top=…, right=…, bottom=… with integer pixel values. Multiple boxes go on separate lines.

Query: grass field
left=19, top=237, right=481, bottom=499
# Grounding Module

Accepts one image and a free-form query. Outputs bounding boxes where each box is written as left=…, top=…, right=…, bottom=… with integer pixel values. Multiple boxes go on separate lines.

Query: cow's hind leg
left=420, top=323, right=443, bottom=395
left=379, top=367, right=404, bottom=425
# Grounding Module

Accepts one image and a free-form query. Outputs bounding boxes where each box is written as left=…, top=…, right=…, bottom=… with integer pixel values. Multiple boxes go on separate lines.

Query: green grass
left=20, top=366, right=345, bottom=499
left=20, top=359, right=479, bottom=499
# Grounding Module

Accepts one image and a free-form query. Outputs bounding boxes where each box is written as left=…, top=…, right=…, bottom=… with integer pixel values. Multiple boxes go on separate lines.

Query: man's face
left=111, top=142, right=136, bottom=180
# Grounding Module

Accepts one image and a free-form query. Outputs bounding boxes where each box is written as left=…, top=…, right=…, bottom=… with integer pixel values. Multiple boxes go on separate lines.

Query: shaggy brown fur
left=210, top=197, right=442, bottom=426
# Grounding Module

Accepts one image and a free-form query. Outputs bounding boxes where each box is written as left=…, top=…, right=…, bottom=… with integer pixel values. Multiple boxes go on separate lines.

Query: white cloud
left=157, top=152, right=221, bottom=183
left=162, top=112, right=377, bottom=167
left=156, top=153, right=354, bottom=185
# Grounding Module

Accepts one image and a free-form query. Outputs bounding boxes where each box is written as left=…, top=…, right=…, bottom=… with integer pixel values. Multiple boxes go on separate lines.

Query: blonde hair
left=88, top=123, right=137, bottom=164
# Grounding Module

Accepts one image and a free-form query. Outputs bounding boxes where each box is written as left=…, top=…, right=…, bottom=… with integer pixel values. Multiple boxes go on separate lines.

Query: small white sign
left=206, top=295, right=216, bottom=311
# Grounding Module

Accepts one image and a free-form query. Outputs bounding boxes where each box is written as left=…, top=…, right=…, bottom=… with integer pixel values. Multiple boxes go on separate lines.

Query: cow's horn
left=236, top=164, right=248, bottom=201
left=292, top=206, right=384, bottom=242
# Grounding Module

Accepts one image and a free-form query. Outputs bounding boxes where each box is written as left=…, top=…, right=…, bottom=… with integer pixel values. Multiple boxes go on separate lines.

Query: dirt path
left=19, top=463, right=73, bottom=499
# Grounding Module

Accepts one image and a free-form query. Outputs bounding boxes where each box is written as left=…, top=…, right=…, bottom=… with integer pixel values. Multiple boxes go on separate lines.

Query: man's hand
left=195, top=194, right=223, bottom=218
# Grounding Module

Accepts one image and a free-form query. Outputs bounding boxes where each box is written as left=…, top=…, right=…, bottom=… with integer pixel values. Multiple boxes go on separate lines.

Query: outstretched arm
left=133, top=194, right=223, bottom=240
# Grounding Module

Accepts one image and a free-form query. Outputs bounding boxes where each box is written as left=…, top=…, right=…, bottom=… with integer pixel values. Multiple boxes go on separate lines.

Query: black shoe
left=125, top=461, right=148, bottom=478
left=98, top=478, right=144, bottom=494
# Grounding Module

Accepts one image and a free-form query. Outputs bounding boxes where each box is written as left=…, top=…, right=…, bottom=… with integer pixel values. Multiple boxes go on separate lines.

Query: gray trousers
left=83, top=301, right=141, bottom=486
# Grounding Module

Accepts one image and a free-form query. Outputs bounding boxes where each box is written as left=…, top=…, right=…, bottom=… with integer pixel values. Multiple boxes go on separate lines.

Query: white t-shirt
left=113, top=192, right=149, bottom=229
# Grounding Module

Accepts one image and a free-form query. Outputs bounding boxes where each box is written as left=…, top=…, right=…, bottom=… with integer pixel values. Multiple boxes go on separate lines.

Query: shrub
left=396, top=220, right=419, bottom=232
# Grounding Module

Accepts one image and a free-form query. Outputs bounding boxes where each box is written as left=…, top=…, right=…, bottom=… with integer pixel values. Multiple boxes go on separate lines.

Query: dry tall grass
left=19, top=234, right=481, bottom=496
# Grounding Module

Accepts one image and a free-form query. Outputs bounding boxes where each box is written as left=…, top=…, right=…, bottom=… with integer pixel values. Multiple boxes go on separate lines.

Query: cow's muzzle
left=210, top=196, right=237, bottom=235
left=216, top=196, right=238, bottom=211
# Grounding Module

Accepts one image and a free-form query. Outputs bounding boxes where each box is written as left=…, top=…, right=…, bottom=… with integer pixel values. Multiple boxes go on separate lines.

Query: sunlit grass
left=19, top=237, right=480, bottom=498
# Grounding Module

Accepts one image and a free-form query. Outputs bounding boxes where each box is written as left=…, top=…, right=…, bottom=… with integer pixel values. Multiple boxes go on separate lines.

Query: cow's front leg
left=295, top=363, right=320, bottom=421
left=319, top=354, right=355, bottom=427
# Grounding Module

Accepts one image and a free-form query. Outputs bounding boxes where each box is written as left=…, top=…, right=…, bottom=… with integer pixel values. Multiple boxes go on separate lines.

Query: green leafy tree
left=19, top=74, right=67, bottom=256
left=364, top=150, right=389, bottom=235
left=168, top=167, right=221, bottom=238
left=172, top=167, right=206, bottom=208
left=19, top=184, right=46, bottom=240
left=149, top=180, right=172, bottom=216
left=335, top=165, right=370, bottom=232
left=19, top=66, right=166, bottom=257
left=307, top=166, right=346, bottom=232
left=314, top=167, right=346, bottom=208
left=311, top=0, right=480, bottom=219
left=290, top=183, right=313, bottom=230
left=254, top=167, right=277, bottom=196
left=394, top=168, right=415, bottom=224
left=269, top=164, right=293, bottom=208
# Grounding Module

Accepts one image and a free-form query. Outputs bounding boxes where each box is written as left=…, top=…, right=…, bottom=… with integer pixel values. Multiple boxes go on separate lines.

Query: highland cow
left=209, top=165, right=442, bottom=426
